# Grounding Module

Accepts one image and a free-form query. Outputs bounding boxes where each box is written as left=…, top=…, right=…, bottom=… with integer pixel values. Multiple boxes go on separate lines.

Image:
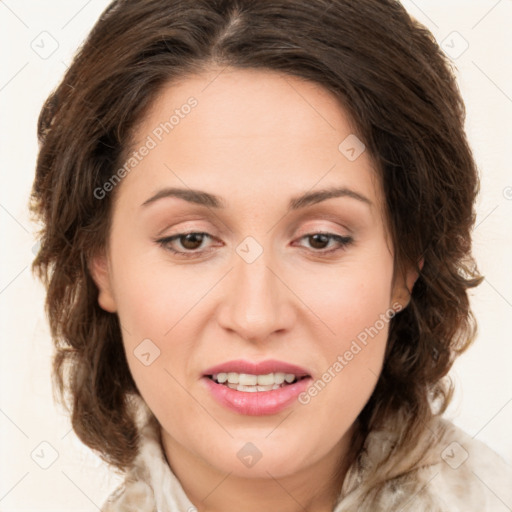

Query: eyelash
left=155, top=231, right=354, bottom=258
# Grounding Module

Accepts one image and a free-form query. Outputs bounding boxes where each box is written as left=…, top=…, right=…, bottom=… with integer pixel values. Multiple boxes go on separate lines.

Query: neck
left=160, top=423, right=358, bottom=512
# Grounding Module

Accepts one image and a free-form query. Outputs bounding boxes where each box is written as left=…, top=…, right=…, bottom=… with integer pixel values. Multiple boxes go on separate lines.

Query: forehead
left=116, top=67, right=383, bottom=212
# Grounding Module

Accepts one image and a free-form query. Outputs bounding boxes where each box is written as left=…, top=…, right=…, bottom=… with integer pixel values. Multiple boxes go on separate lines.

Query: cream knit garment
left=101, top=394, right=512, bottom=512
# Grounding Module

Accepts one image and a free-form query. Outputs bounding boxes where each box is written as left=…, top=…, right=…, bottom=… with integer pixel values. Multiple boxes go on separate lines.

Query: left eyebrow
left=288, top=186, right=372, bottom=210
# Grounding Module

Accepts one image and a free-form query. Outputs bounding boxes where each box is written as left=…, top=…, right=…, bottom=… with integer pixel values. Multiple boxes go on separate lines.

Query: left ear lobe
left=406, top=256, right=424, bottom=293
left=392, top=257, right=424, bottom=310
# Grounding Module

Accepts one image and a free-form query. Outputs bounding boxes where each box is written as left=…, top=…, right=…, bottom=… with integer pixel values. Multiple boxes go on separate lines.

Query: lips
left=202, top=359, right=311, bottom=378
left=202, top=372, right=312, bottom=415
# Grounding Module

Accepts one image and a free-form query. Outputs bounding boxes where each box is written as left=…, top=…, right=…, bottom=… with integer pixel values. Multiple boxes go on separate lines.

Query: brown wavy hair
left=29, top=0, right=483, bottom=477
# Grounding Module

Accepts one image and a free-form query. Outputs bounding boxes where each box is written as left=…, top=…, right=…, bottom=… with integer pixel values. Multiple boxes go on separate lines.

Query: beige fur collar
left=101, top=395, right=512, bottom=511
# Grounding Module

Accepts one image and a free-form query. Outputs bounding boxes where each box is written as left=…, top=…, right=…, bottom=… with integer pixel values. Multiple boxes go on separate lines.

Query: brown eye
left=179, top=233, right=206, bottom=250
left=296, top=232, right=354, bottom=254
left=156, top=232, right=215, bottom=257
left=308, top=234, right=330, bottom=249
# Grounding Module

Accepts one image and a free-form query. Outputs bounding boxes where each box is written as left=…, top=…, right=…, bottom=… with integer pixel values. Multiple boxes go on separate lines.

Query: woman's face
left=91, top=67, right=415, bottom=479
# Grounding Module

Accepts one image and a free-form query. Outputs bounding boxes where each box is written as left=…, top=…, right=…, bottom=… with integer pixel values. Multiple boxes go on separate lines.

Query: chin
left=208, top=436, right=314, bottom=479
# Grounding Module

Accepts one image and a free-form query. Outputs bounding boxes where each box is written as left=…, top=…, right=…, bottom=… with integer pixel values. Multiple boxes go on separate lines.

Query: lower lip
left=202, top=376, right=312, bottom=415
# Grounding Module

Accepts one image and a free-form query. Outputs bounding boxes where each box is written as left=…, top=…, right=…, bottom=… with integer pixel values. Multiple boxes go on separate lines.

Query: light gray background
left=1, top=1, right=511, bottom=510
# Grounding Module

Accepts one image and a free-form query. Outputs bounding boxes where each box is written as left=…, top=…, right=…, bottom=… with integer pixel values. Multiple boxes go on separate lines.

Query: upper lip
left=203, top=359, right=311, bottom=377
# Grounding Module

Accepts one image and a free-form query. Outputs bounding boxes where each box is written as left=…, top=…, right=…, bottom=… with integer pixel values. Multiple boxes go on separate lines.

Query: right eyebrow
left=140, top=187, right=225, bottom=209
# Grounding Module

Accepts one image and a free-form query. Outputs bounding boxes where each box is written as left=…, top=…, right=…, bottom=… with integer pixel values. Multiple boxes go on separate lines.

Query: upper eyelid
left=161, top=228, right=349, bottom=242
left=155, top=215, right=355, bottom=245
left=159, top=231, right=352, bottom=253
left=160, top=216, right=352, bottom=236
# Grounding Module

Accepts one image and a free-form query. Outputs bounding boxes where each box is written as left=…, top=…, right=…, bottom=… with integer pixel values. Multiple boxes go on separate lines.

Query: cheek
left=294, top=244, right=394, bottom=413
left=110, top=248, right=206, bottom=341
left=112, top=268, right=202, bottom=424
left=308, top=277, right=391, bottom=341
left=310, top=281, right=391, bottom=379
left=299, top=245, right=394, bottom=345
left=109, top=247, right=217, bottom=411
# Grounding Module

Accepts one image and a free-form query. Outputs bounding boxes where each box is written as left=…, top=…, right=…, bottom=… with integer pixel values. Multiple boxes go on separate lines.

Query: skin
left=90, top=67, right=418, bottom=512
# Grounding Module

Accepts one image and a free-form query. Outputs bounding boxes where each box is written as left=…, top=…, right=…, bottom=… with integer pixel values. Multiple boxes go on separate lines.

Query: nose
left=216, top=248, right=296, bottom=343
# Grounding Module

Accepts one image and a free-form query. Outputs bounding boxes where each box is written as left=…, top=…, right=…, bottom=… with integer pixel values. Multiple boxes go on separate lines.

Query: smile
left=202, top=375, right=312, bottom=415
left=207, top=372, right=307, bottom=392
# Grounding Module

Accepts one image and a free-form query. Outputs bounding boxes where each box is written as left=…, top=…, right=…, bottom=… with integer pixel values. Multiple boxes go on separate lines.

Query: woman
left=29, top=0, right=512, bottom=510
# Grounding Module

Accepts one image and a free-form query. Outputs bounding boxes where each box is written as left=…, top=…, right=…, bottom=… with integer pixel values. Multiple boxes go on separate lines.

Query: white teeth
left=226, top=383, right=282, bottom=392
left=211, top=371, right=301, bottom=391
left=239, top=373, right=258, bottom=385
left=216, top=372, right=228, bottom=383
left=227, top=372, right=239, bottom=384
left=257, top=373, right=274, bottom=385
left=274, top=372, right=285, bottom=384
